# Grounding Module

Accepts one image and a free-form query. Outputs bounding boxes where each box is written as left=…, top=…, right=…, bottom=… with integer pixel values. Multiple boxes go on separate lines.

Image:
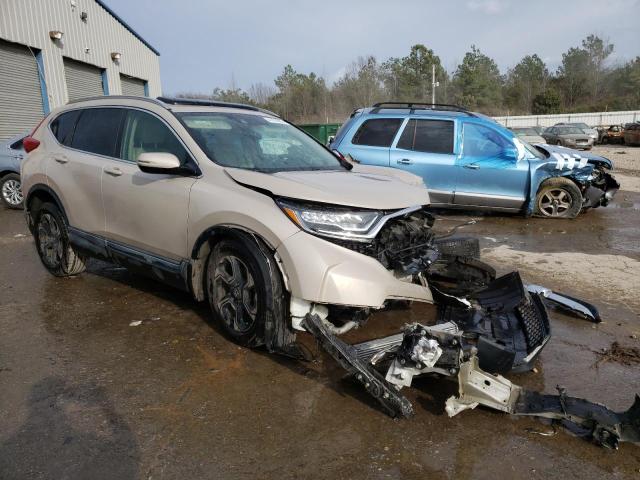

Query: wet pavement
left=1, top=165, right=640, bottom=478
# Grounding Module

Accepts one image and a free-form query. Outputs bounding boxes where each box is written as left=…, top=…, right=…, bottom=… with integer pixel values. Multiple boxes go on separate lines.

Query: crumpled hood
left=225, top=167, right=431, bottom=209
left=534, top=144, right=613, bottom=169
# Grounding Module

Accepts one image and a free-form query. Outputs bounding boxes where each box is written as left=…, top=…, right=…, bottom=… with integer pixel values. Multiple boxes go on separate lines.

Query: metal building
left=0, top=0, right=161, bottom=140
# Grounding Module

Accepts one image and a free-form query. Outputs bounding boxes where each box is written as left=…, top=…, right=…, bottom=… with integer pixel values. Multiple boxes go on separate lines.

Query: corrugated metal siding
left=120, top=74, right=146, bottom=96
left=0, top=39, right=44, bottom=140
left=0, top=0, right=161, bottom=108
left=495, top=111, right=640, bottom=128
left=64, top=57, right=104, bottom=101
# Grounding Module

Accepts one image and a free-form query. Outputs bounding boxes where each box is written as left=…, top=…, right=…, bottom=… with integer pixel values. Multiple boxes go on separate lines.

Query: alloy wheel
left=2, top=179, right=23, bottom=206
left=538, top=189, right=573, bottom=217
left=37, top=213, right=64, bottom=268
left=213, top=254, right=258, bottom=334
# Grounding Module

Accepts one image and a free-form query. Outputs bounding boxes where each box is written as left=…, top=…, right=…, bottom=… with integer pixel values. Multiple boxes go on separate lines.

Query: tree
left=452, top=45, right=502, bottom=113
left=333, top=56, right=383, bottom=112
left=581, top=34, right=614, bottom=102
left=532, top=88, right=561, bottom=114
left=505, top=54, right=548, bottom=113
left=381, top=45, right=448, bottom=102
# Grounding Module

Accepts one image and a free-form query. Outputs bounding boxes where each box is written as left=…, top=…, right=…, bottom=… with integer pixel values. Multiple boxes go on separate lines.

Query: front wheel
left=1, top=173, right=23, bottom=209
left=535, top=177, right=583, bottom=219
left=206, top=235, right=288, bottom=349
left=33, top=202, right=86, bottom=276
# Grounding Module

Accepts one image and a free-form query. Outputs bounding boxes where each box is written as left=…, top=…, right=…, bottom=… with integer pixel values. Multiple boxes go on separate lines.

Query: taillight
left=23, top=136, right=41, bottom=153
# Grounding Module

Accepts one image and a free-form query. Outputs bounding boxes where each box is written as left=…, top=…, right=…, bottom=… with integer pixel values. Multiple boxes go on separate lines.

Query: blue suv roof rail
left=370, top=102, right=475, bottom=116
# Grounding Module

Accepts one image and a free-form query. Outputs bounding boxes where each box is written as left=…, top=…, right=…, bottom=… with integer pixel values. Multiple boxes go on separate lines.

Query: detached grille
left=517, top=294, right=550, bottom=352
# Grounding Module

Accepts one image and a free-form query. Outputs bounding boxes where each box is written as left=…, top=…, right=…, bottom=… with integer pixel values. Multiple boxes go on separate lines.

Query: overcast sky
left=106, top=0, right=640, bottom=95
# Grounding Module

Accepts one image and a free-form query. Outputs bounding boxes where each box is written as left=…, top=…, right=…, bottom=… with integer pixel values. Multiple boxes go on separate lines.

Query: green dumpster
left=298, top=123, right=342, bottom=145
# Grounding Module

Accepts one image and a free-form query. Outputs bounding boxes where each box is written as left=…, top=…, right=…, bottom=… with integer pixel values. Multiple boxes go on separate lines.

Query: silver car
left=509, top=127, right=546, bottom=144
left=556, top=122, right=598, bottom=144
left=0, top=134, right=26, bottom=209
left=542, top=125, right=594, bottom=150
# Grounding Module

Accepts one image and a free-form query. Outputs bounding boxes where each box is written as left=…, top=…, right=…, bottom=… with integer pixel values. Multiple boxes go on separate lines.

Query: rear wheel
left=33, top=202, right=86, bottom=276
left=535, top=177, right=582, bottom=218
left=206, top=235, right=287, bottom=348
left=0, top=173, right=23, bottom=209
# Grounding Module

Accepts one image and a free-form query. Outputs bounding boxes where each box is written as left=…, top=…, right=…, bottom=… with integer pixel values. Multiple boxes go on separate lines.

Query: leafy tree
left=381, top=45, right=448, bottom=102
left=505, top=54, right=548, bottom=113
left=333, top=56, right=384, bottom=112
left=581, top=34, right=614, bottom=102
left=532, top=88, right=561, bottom=114
left=452, top=45, right=502, bottom=113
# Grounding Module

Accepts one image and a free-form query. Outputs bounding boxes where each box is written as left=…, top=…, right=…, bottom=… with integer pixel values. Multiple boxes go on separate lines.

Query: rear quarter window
left=351, top=118, right=403, bottom=147
left=50, top=110, right=82, bottom=146
left=397, top=119, right=454, bottom=154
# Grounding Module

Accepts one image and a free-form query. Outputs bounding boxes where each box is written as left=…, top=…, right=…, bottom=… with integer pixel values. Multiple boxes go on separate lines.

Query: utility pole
left=431, top=64, right=439, bottom=104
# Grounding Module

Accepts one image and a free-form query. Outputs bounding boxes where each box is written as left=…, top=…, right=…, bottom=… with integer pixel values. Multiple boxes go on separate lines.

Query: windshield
left=177, top=112, right=345, bottom=172
left=557, top=126, right=584, bottom=135
left=512, top=128, right=538, bottom=136
left=570, top=123, right=591, bottom=130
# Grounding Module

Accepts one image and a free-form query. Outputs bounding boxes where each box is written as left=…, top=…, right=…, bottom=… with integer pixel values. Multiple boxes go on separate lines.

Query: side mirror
left=137, top=152, right=181, bottom=174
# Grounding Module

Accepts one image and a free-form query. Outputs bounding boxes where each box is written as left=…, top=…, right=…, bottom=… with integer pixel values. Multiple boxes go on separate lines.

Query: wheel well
left=188, top=226, right=287, bottom=302
left=0, top=170, right=19, bottom=179
left=25, top=185, right=67, bottom=230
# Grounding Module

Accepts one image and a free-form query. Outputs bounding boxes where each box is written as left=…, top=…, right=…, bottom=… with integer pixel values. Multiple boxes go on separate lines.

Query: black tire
left=0, top=173, right=23, bottom=209
left=206, top=234, right=286, bottom=348
left=33, top=202, right=86, bottom=276
left=535, top=177, right=583, bottom=219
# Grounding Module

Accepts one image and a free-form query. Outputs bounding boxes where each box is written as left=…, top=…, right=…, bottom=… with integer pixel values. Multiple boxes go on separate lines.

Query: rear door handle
left=463, top=163, right=480, bottom=170
left=104, top=167, right=123, bottom=177
left=54, top=155, right=68, bottom=164
left=397, top=158, right=413, bottom=165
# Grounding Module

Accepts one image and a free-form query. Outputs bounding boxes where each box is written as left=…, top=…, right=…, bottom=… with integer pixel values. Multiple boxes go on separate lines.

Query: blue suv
left=330, top=103, right=619, bottom=218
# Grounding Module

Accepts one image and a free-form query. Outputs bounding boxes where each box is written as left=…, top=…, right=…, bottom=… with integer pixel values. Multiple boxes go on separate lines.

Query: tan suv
left=21, top=96, right=440, bottom=351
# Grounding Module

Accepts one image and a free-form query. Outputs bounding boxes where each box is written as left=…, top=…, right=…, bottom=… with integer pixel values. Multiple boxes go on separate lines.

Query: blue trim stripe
left=94, top=0, right=160, bottom=56
left=35, top=50, right=50, bottom=114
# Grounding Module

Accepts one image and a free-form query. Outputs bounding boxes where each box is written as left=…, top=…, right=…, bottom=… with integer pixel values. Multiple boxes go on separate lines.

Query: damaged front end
left=528, top=147, right=620, bottom=214
left=293, top=209, right=638, bottom=449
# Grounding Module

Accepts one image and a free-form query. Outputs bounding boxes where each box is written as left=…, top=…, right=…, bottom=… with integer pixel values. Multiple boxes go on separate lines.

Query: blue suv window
left=463, top=123, right=511, bottom=158
left=397, top=119, right=454, bottom=154
left=352, top=118, right=403, bottom=147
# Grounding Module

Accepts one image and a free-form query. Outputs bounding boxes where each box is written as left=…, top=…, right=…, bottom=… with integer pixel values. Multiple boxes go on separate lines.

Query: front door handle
left=463, top=163, right=480, bottom=170
left=105, top=167, right=123, bottom=177
left=397, top=158, right=413, bottom=165
left=54, top=155, right=68, bottom=164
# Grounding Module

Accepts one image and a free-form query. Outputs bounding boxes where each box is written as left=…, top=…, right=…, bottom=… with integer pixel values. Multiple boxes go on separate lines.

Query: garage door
left=0, top=39, right=45, bottom=141
left=64, top=58, right=105, bottom=102
left=120, top=74, right=147, bottom=96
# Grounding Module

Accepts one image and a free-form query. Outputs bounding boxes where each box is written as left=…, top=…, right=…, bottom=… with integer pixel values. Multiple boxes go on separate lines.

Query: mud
left=1, top=156, right=640, bottom=478
left=595, top=342, right=640, bottom=367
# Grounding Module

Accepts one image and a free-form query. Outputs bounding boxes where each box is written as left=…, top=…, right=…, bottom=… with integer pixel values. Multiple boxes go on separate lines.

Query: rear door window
left=351, top=118, right=403, bottom=147
left=50, top=110, right=82, bottom=146
left=119, top=109, right=189, bottom=163
left=396, top=119, right=454, bottom=154
left=71, top=108, right=124, bottom=157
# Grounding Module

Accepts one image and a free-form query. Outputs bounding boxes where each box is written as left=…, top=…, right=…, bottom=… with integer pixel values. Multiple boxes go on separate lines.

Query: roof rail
left=370, top=102, right=473, bottom=115
left=158, top=96, right=265, bottom=112
left=66, top=95, right=165, bottom=106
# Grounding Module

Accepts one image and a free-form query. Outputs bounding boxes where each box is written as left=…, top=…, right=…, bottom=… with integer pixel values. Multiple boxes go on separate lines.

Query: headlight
left=276, top=199, right=382, bottom=240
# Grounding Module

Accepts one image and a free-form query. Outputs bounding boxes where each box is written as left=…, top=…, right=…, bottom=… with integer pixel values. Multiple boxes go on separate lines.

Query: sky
left=105, top=0, right=640, bottom=95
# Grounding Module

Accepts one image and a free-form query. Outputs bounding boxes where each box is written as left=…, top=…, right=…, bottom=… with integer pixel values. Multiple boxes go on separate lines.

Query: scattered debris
left=596, top=342, right=640, bottom=367
left=129, top=320, right=142, bottom=327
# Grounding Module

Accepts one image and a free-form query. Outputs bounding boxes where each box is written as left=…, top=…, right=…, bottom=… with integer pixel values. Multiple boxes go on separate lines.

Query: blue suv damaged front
left=526, top=142, right=620, bottom=215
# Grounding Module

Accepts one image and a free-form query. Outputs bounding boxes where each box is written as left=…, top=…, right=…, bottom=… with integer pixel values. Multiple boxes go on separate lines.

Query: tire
left=206, top=234, right=286, bottom=348
left=0, top=173, right=23, bottom=209
left=33, top=202, right=86, bottom=276
left=535, top=177, right=583, bottom=219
